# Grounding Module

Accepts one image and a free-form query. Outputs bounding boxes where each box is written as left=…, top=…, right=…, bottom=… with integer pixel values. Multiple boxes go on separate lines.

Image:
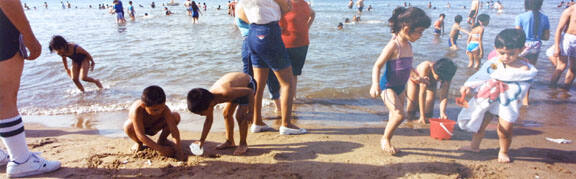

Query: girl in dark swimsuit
left=49, top=35, right=103, bottom=92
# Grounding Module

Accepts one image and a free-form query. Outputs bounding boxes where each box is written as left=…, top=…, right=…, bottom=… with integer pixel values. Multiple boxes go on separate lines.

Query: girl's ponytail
left=388, top=7, right=407, bottom=34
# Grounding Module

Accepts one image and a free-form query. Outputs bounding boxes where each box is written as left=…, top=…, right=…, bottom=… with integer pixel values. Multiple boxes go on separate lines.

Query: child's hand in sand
left=369, top=84, right=381, bottom=98
left=159, top=146, right=175, bottom=157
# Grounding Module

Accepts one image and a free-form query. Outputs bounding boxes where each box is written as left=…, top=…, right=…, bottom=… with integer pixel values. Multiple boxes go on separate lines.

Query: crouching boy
left=187, top=72, right=254, bottom=155
left=124, top=86, right=184, bottom=160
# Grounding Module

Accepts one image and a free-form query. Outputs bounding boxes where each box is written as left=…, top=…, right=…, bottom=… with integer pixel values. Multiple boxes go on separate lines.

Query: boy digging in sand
left=124, top=86, right=184, bottom=160
left=187, top=72, right=254, bottom=155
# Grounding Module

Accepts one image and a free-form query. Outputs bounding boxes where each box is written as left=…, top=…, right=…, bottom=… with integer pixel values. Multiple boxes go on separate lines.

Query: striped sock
left=0, top=115, right=30, bottom=163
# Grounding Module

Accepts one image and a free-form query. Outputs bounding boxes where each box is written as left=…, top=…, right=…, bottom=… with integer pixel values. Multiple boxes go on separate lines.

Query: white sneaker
left=0, top=150, right=9, bottom=166
left=7, top=153, right=61, bottom=178
left=250, top=124, right=274, bottom=133
left=279, top=126, right=307, bottom=135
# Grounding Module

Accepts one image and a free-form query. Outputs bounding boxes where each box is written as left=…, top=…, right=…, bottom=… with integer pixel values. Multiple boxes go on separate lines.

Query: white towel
left=458, top=57, right=538, bottom=133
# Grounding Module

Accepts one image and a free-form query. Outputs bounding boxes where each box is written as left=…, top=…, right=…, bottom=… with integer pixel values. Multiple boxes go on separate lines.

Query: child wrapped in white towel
left=457, top=29, right=538, bottom=163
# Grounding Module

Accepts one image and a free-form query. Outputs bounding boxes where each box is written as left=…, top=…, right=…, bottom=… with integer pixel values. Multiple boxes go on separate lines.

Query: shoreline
left=6, top=121, right=575, bottom=178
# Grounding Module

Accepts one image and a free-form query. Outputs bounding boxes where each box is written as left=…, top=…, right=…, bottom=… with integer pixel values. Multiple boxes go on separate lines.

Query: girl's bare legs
left=473, top=53, right=481, bottom=69
left=497, top=118, right=513, bottom=163
left=405, top=81, right=419, bottom=121
left=466, top=51, right=474, bottom=68
left=523, top=54, right=539, bottom=105
left=70, top=62, right=85, bottom=92
left=79, top=60, right=103, bottom=89
left=459, top=113, right=493, bottom=152
left=550, top=56, right=567, bottom=87
left=381, top=89, right=406, bottom=154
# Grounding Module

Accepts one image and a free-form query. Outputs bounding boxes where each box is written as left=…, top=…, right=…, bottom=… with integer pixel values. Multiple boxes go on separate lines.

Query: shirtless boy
left=187, top=72, right=254, bottom=155
left=123, top=86, right=184, bottom=160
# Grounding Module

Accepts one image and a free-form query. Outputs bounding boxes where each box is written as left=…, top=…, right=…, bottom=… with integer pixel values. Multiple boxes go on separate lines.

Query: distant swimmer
left=467, top=0, right=480, bottom=24
left=151, top=1, right=156, bottom=8
left=347, top=0, right=353, bottom=9
left=164, top=7, right=173, bottom=15
left=44, top=1, right=48, bottom=8
left=338, top=22, right=344, bottom=30
left=428, top=1, right=432, bottom=9
left=367, top=5, right=372, bottom=11
left=356, top=0, right=364, bottom=14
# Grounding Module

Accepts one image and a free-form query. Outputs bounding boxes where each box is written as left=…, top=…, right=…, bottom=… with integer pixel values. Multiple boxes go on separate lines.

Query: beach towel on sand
left=457, top=57, right=538, bottom=133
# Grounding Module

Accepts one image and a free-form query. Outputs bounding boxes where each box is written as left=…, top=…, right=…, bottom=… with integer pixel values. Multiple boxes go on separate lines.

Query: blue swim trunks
left=116, top=12, right=124, bottom=20
left=467, top=41, right=480, bottom=52
left=247, top=22, right=291, bottom=71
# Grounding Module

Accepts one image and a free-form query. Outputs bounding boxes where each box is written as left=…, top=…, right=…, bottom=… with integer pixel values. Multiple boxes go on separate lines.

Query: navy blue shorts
left=247, top=22, right=291, bottom=71
left=287, top=45, right=309, bottom=76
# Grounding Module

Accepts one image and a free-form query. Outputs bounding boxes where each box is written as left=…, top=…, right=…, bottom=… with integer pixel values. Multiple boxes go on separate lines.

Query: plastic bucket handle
left=439, top=122, right=453, bottom=136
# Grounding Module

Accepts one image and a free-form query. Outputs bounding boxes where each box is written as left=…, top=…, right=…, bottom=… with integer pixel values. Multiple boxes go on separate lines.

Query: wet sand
left=4, top=117, right=574, bottom=178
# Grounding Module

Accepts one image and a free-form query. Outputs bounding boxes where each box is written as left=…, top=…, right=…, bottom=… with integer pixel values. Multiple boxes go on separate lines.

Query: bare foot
left=473, top=64, right=480, bottom=69
left=467, top=63, right=473, bottom=68
left=216, top=140, right=236, bottom=150
left=233, top=145, right=248, bottom=155
left=381, top=138, right=398, bottom=155
left=458, top=145, right=480, bottom=152
left=498, top=152, right=511, bottom=163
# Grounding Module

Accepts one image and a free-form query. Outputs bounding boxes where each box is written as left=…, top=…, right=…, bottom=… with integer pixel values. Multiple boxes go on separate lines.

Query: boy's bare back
left=209, top=72, right=253, bottom=102
left=565, top=5, right=576, bottom=35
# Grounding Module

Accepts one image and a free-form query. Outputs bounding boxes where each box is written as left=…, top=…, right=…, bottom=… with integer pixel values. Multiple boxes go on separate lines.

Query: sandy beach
left=4, top=118, right=573, bottom=178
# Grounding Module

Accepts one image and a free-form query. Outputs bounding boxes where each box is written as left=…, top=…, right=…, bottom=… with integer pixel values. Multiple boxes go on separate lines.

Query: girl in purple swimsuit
left=370, top=7, right=431, bottom=155
left=49, top=35, right=103, bottom=92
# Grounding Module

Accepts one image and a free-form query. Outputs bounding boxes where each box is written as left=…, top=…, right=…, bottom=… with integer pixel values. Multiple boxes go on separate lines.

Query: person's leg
left=218, top=103, right=236, bottom=149
left=460, top=113, right=493, bottom=152
left=0, top=53, right=30, bottom=163
left=70, top=62, right=85, bottom=92
left=123, top=120, right=144, bottom=151
left=404, top=81, right=419, bottom=120
left=473, top=53, right=481, bottom=69
left=252, top=67, right=270, bottom=126
left=234, top=105, right=249, bottom=155
left=497, top=118, right=513, bottom=163
left=272, top=67, right=296, bottom=128
left=381, top=89, right=406, bottom=154
left=550, top=56, right=568, bottom=87
left=266, top=70, right=281, bottom=112
left=157, top=112, right=181, bottom=145
left=1, top=53, right=60, bottom=176
left=467, top=51, right=474, bottom=68
left=79, top=60, right=103, bottom=89
left=562, top=56, right=576, bottom=89
left=523, top=53, right=539, bottom=105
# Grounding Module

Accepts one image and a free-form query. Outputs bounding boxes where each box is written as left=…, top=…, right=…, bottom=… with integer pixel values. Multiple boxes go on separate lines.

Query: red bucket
left=429, top=118, right=456, bottom=140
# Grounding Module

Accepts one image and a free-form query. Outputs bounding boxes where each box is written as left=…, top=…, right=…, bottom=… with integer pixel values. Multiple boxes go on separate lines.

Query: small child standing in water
left=49, top=35, right=103, bottom=92
left=449, top=15, right=468, bottom=50
left=457, top=29, right=538, bottom=163
left=370, top=7, right=431, bottom=154
left=466, top=14, right=490, bottom=69
left=433, top=13, right=445, bottom=36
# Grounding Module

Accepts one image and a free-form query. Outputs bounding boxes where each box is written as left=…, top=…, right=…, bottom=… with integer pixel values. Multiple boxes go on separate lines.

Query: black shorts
left=0, top=9, right=21, bottom=61
left=468, top=9, right=477, bottom=18
left=232, top=77, right=257, bottom=105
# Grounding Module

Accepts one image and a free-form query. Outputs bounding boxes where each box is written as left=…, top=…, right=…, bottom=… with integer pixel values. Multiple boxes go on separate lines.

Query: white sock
left=0, top=115, right=30, bottom=163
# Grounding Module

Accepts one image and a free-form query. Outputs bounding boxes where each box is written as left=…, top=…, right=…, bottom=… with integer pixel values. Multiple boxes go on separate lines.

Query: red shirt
left=279, top=0, right=312, bottom=48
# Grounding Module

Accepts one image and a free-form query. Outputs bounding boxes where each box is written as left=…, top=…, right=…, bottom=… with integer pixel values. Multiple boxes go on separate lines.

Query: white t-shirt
left=240, top=0, right=282, bottom=24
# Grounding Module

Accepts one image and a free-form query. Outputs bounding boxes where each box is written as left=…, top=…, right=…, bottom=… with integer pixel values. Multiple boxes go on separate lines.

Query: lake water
left=16, top=0, right=575, bottom=135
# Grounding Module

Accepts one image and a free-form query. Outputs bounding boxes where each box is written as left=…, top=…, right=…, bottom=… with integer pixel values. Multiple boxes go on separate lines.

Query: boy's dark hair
left=187, top=88, right=214, bottom=114
left=433, top=58, right=457, bottom=81
left=439, top=13, right=446, bottom=18
left=454, top=15, right=463, bottom=23
left=474, top=14, right=490, bottom=27
left=48, top=35, right=68, bottom=53
left=141, top=85, right=166, bottom=106
left=494, top=29, right=526, bottom=49
left=388, top=7, right=431, bottom=34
